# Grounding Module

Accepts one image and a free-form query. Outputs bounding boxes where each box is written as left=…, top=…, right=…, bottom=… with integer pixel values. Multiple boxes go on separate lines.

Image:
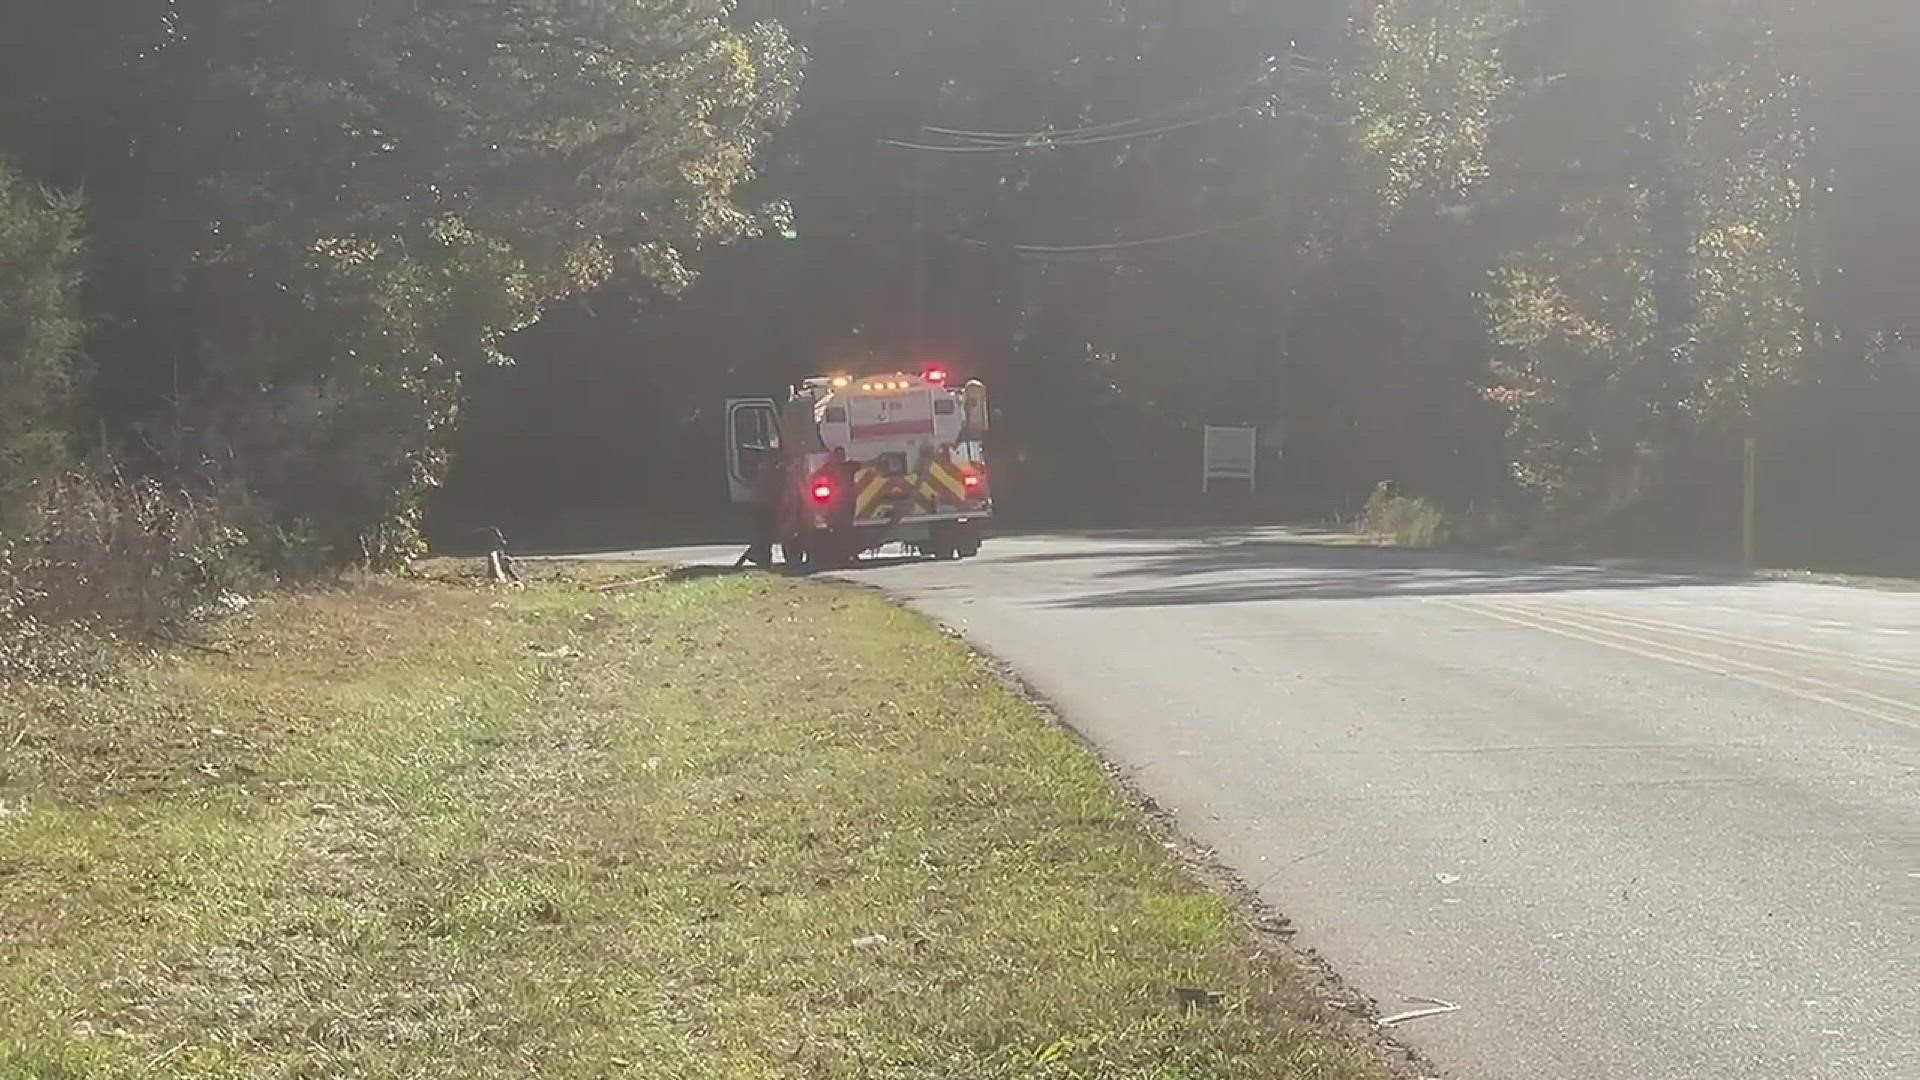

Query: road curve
left=630, top=529, right=1920, bottom=1080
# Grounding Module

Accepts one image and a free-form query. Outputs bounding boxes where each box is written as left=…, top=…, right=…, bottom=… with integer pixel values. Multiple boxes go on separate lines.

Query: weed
left=1359, top=482, right=1515, bottom=550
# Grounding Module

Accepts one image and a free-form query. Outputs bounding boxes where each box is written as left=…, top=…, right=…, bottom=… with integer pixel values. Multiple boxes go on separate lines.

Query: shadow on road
left=1005, top=524, right=1347, bottom=544
left=665, top=564, right=755, bottom=583
left=834, top=554, right=928, bottom=574
left=1030, top=535, right=1746, bottom=609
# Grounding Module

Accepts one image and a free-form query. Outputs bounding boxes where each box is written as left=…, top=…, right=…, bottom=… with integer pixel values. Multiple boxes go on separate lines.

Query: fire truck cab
left=727, top=367, right=992, bottom=568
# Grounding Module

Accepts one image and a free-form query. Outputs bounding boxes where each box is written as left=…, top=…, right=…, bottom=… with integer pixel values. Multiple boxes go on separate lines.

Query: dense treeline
left=440, top=0, right=1920, bottom=571
left=1339, top=0, right=1919, bottom=568
left=4, top=0, right=1917, bottom=607
left=0, top=0, right=796, bottom=559
left=0, top=1, right=797, bottom=652
left=440, top=0, right=1347, bottom=539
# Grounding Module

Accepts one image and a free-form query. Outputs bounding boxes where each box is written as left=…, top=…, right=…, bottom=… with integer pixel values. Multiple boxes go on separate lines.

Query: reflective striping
left=853, top=469, right=891, bottom=518
left=850, top=448, right=981, bottom=521
left=928, top=461, right=970, bottom=502
left=916, top=455, right=973, bottom=513
left=855, top=470, right=917, bottom=520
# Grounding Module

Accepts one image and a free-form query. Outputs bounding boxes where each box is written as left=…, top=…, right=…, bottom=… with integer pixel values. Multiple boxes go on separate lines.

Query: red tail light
left=810, top=480, right=836, bottom=504
left=962, top=473, right=982, bottom=490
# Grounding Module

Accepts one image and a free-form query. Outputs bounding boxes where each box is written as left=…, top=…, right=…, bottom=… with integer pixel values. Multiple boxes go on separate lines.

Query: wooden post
left=1743, top=436, right=1759, bottom=571
left=484, top=526, right=521, bottom=585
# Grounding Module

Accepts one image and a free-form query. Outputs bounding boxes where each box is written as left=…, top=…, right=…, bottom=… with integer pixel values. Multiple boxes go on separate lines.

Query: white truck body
left=726, top=370, right=992, bottom=565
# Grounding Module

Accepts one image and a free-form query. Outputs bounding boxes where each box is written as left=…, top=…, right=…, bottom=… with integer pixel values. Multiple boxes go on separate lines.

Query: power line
left=882, top=107, right=1257, bottom=155
left=924, top=106, right=1208, bottom=145
left=915, top=52, right=1325, bottom=146
left=923, top=83, right=1258, bottom=146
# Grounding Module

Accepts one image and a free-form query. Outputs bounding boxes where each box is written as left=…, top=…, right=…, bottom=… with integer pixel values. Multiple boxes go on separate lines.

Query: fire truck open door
left=725, top=398, right=781, bottom=504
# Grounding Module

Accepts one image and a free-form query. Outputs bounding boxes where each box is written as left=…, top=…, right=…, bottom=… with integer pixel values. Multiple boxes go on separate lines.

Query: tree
left=1679, top=3, right=1813, bottom=421
left=1340, top=0, right=1517, bottom=226
left=439, top=0, right=1351, bottom=533
left=0, top=0, right=800, bottom=564
left=0, top=161, right=85, bottom=522
left=1480, top=0, right=1821, bottom=510
left=438, top=0, right=1920, bottom=569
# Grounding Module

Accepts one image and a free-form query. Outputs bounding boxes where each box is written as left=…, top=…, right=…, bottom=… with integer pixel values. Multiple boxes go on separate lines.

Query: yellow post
left=1743, top=436, right=1759, bottom=570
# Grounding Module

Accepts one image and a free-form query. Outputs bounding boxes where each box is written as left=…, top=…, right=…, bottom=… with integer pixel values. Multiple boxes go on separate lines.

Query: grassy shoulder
left=1, top=564, right=1396, bottom=1079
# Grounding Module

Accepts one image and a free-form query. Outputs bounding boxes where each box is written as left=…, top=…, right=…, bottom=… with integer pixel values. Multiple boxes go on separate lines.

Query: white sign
left=1203, top=426, right=1258, bottom=493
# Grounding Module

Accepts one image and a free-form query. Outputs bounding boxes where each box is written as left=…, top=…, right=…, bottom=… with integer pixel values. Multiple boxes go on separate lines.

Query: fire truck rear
left=726, top=367, right=992, bottom=568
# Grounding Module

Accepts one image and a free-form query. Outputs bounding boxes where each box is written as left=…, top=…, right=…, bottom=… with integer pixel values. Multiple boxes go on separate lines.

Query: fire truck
left=726, top=366, right=992, bottom=568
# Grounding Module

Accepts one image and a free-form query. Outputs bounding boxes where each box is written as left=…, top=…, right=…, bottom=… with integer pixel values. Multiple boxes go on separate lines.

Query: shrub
left=1360, top=481, right=1517, bottom=549
left=1361, top=483, right=1451, bottom=547
left=0, top=539, right=111, bottom=684
left=0, top=473, right=253, bottom=680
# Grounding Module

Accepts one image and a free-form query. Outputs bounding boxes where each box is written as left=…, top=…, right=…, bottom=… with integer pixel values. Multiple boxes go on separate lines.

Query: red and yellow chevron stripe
left=854, top=467, right=914, bottom=519
left=851, top=450, right=980, bottom=520
left=916, top=455, right=971, bottom=513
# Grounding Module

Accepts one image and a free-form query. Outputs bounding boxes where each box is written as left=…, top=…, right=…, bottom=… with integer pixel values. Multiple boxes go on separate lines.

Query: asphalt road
left=632, top=529, right=1920, bottom=1080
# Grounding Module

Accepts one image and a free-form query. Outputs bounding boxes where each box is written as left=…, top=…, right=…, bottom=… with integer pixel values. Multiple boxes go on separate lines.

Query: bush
left=0, top=473, right=253, bottom=680
left=0, top=542, right=110, bottom=684
left=0, top=160, right=86, bottom=518
left=1360, top=483, right=1451, bottom=547
left=1360, top=481, right=1516, bottom=549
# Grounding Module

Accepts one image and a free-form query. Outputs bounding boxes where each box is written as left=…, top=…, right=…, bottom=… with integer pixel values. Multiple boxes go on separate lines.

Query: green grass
left=0, top=564, right=1392, bottom=1079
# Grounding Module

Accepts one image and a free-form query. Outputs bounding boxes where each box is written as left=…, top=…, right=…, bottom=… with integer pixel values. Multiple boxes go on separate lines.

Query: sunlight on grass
left=0, top=565, right=1390, bottom=1079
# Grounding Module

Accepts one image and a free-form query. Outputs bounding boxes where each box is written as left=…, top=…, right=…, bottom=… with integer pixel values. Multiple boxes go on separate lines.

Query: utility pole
left=1743, top=435, right=1759, bottom=571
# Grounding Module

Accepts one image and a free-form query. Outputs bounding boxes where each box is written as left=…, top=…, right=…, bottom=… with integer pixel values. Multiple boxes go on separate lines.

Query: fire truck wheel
left=927, top=525, right=964, bottom=561
left=800, top=529, right=853, bottom=572
left=791, top=526, right=852, bottom=572
left=779, top=535, right=808, bottom=569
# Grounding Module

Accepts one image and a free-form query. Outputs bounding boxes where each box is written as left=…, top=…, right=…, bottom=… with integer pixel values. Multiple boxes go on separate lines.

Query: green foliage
left=1360, top=481, right=1515, bottom=549
left=1486, top=191, right=1665, bottom=505
left=434, top=0, right=1342, bottom=535
left=1679, top=18, right=1811, bottom=419
left=1479, top=3, right=1818, bottom=512
left=2, top=0, right=1873, bottom=561
left=1332, top=1, right=1833, bottom=519
left=0, top=162, right=85, bottom=519
left=1360, top=483, right=1451, bottom=547
left=0, top=0, right=802, bottom=565
left=1340, top=0, right=1517, bottom=224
